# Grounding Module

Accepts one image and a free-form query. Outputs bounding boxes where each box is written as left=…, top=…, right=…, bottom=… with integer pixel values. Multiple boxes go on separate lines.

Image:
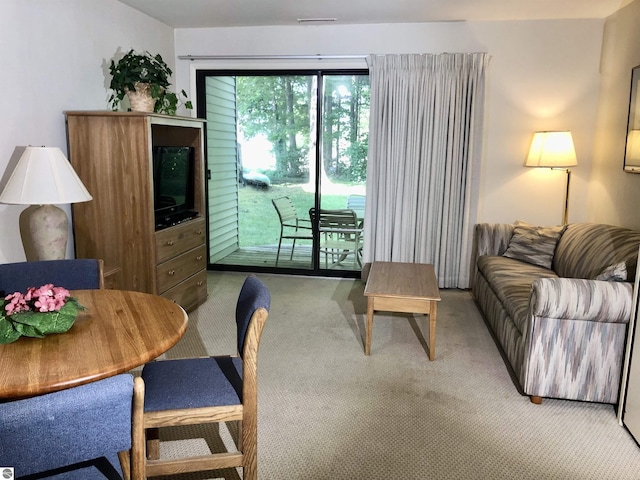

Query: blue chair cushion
left=0, top=374, right=132, bottom=478
left=142, top=357, right=243, bottom=412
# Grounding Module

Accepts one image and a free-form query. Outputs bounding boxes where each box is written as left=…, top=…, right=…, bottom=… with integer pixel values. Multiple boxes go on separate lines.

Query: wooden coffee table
left=364, top=262, right=441, bottom=359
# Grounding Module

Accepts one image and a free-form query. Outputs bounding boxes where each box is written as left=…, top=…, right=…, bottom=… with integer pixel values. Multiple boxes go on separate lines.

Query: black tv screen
left=153, top=146, right=195, bottom=227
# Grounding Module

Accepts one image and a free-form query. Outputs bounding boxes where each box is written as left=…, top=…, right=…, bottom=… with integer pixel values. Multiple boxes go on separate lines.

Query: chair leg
left=244, top=462, right=258, bottom=480
left=118, top=451, right=131, bottom=480
left=146, top=427, right=160, bottom=460
left=275, top=237, right=283, bottom=266
left=290, top=239, right=297, bottom=260
left=241, top=421, right=257, bottom=480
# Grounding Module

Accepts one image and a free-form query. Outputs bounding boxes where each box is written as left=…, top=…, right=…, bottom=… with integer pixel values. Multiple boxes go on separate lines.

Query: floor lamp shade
left=525, top=131, right=578, bottom=225
left=525, top=131, right=577, bottom=168
left=0, top=146, right=93, bottom=261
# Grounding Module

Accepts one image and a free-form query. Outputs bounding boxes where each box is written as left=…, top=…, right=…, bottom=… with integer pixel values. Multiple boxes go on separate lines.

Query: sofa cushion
left=477, top=255, right=558, bottom=334
left=502, top=220, right=566, bottom=269
left=553, top=223, right=640, bottom=281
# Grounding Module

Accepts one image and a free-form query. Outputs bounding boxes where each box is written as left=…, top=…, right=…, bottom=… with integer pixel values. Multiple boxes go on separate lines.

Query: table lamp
left=525, top=131, right=578, bottom=225
left=0, top=146, right=92, bottom=261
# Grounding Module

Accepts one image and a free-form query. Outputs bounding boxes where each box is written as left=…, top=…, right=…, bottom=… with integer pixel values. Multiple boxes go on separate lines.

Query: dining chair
left=0, top=258, right=104, bottom=294
left=130, top=275, right=271, bottom=479
left=0, top=374, right=134, bottom=480
left=272, top=196, right=313, bottom=266
left=309, top=208, right=363, bottom=268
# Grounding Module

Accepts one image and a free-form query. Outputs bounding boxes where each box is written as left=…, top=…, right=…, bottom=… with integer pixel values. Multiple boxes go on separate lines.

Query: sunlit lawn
left=238, top=182, right=364, bottom=247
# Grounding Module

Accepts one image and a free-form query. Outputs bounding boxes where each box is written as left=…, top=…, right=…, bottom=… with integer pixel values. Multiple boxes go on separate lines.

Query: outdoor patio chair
left=346, top=194, right=366, bottom=216
left=272, top=196, right=313, bottom=266
left=346, top=194, right=366, bottom=228
left=309, top=208, right=363, bottom=268
left=130, top=275, right=271, bottom=480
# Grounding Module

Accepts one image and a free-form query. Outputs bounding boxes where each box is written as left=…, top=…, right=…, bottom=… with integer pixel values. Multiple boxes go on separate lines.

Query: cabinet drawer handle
left=166, top=240, right=175, bottom=246
left=168, top=270, right=175, bottom=276
left=197, top=281, right=204, bottom=286
left=196, top=255, right=203, bottom=261
left=196, top=230, right=203, bottom=235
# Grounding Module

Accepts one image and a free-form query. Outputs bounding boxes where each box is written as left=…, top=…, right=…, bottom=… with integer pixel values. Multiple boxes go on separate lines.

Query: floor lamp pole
left=562, top=168, right=572, bottom=225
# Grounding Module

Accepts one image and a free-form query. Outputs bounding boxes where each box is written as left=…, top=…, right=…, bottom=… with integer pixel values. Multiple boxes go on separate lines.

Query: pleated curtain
left=364, top=53, right=490, bottom=288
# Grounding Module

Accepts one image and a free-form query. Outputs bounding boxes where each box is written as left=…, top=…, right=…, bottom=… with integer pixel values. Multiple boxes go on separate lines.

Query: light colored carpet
left=150, top=271, right=640, bottom=480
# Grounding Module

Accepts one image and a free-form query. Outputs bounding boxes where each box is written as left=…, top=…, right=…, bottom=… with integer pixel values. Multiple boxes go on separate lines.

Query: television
left=152, top=146, right=196, bottom=229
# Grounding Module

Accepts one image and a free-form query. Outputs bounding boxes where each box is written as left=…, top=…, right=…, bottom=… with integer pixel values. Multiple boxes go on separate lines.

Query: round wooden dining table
left=0, top=289, right=188, bottom=399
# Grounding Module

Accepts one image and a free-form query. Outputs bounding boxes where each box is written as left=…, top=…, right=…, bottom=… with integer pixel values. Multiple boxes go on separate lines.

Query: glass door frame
left=196, top=68, right=368, bottom=278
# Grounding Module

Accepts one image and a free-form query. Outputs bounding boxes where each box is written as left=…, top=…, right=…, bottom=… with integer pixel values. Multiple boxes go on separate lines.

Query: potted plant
left=108, top=49, right=192, bottom=116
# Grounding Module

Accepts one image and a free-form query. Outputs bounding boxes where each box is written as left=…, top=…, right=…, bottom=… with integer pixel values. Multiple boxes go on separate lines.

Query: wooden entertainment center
left=65, top=111, right=208, bottom=312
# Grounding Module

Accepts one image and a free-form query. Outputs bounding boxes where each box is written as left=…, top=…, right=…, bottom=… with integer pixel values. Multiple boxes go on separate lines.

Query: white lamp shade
left=525, top=131, right=578, bottom=168
left=0, top=146, right=92, bottom=205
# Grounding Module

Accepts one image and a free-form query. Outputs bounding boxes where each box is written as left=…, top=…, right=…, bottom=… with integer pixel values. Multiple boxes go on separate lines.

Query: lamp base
left=562, top=168, right=572, bottom=225
left=18, top=205, right=68, bottom=261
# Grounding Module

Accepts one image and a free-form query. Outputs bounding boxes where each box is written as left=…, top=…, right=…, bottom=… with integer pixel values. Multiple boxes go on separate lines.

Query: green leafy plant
left=108, top=49, right=193, bottom=115
left=0, top=284, right=84, bottom=344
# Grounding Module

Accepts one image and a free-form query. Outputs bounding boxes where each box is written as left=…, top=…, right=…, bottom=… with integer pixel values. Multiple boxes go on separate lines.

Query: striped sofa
left=472, top=222, right=640, bottom=404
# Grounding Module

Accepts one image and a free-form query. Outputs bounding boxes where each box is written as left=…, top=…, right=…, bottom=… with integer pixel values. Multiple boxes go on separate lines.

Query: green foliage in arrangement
left=108, top=49, right=193, bottom=115
left=0, top=285, right=85, bottom=344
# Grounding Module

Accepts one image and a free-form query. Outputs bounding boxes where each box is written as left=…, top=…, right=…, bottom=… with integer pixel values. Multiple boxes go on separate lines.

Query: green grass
left=238, top=182, right=364, bottom=247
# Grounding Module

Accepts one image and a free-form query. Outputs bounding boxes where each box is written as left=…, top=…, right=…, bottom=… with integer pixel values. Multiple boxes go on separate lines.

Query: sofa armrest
left=524, top=277, right=632, bottom=402
left=473, top=223, right=514, bottom=257
left=530, top=277, right=633, bottom=323
left=470, top=223, right=514, bottom=289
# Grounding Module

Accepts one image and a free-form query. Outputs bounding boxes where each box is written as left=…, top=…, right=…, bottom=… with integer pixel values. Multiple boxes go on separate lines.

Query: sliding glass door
left=196, top=69, right=369, bottom=276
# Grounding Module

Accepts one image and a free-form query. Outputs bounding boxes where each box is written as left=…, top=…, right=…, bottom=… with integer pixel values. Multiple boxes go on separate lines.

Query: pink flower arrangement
left=4, top=284, right=71, bottom=315
left=0, top=284, right=83, bottom=344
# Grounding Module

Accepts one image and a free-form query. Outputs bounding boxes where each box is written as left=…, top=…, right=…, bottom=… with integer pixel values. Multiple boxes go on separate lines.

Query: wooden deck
left=214, top=244, right=361, bottom=271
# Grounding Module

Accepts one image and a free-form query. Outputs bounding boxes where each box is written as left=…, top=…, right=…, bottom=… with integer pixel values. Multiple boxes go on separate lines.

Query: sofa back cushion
left=553, top=223, right=640, bottom=281
left=502, top=220, right=566, bottom=269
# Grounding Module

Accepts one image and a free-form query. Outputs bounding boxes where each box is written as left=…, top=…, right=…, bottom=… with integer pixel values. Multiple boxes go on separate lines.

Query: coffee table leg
left=366, top=297, right=374, bottom=355
left=429, top=301, right=437, bottom=361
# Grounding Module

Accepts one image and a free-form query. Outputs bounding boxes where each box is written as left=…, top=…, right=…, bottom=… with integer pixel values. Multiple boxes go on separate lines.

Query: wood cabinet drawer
left=161, top=269, right=208, bottom=312
left=157, top=245, right=207, bottom=293
left=155, top=218, right=206, bottom=264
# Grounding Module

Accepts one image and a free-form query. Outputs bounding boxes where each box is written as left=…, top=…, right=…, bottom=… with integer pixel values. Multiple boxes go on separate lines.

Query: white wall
left=590, top=0, right=640, bottom=230
left=175, top=19, right=604, bottom=226
left=0, top=0, right=174, bottom=263
left=0, top=4, right=621, bottom=263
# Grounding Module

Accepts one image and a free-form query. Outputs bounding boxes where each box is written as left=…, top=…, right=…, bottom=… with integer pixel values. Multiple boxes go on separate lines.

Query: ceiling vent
left=297, top=18, right=338, bottom=24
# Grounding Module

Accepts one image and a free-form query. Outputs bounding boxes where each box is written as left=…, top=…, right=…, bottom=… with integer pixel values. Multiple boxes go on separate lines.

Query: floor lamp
left=0, top=146, right=92, bottom=261
left=525, top=131, right=578, bottom=225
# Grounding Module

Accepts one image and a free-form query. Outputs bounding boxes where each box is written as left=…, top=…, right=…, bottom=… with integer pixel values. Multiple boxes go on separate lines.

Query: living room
left=3, top=2, right=640, bottom=478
